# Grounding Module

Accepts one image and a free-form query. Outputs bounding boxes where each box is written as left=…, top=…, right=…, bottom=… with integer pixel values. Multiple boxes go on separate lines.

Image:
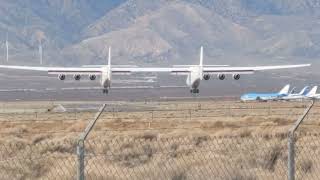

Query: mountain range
left=1, top=0, right=319, bottom=71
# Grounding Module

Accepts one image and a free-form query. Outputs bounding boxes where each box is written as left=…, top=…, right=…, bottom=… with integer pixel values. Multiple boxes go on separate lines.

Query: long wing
left=0, top=65, right=102, bottom=75
left=0, top=63, right=311, bottom=75
left=112, top=64, right=311, bottom=74
left=202, top=64, right=311, bottom=74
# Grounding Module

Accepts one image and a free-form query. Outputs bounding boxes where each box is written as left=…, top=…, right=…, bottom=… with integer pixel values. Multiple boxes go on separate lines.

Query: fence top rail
left=79, top=104, right=106, bottom=141
left=1, top=105, right=312, bottom=112
left=289, top=100, right=314, bottom=134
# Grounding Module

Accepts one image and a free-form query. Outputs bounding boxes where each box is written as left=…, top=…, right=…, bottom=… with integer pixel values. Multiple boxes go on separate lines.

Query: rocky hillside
left=0, top=0, right=319, bottom=68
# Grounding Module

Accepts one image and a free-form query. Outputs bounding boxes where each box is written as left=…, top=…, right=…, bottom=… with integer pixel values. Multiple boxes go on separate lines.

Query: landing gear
left=103, top=89, right=109, bottom=94
left=190, top=89, right=199, bottom=94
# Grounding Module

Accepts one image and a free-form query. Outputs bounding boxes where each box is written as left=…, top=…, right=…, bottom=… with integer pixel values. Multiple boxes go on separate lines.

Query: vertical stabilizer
left=108, top=47, right=111, bottom=67
left=306, top=86, right=317, bottom=96
left=200, top=46, right=203, bottom=66
left=289, top=87, right=296, bottom=94
left=279, top=84, right=290, bottom=95
left=299, top=86, right=310, bottom=95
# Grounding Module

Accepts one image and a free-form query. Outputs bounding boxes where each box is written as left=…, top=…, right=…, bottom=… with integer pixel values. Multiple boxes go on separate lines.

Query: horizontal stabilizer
left=173, top=65, right=229, bottom=67
left=82, top=65, right=138, bottom=68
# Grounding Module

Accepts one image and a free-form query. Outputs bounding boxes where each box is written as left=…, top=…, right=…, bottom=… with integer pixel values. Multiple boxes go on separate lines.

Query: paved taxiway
left=0, top=69, right=311, bottom=101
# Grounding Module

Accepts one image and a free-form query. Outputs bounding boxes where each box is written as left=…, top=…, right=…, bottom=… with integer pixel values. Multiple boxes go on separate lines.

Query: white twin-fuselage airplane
left=0, top=47, right=311, bottom=94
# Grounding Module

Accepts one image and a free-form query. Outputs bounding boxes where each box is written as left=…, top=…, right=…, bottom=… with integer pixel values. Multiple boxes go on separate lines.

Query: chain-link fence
left=82, top=134, right=289, bottom=180
left=0, top=138, right=77, bottom=179
left=1, top=133, right=320, bottom=180
left=0, top=100, right=319, bottom=179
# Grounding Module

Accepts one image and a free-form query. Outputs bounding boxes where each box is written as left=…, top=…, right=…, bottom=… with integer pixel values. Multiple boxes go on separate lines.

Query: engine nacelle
left=74, top=74, right=81, bottom=81
left=203, top=74, right=210, bottom=80
left=218, top=74, right=225, bottom=80
left=89, top=74, right=96, bottom=81
left=58, top=74, right=66, bottom=80
left=233, top=74, right=240, bottom=80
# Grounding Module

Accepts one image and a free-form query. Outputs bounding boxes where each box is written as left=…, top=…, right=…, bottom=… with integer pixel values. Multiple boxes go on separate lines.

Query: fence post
left=288, top=133, right=295, bottom=180
left=76, top=104, right=106, bottom=180
left=287, top=100, right=314, bottom=180
left=77, top=140, right=85, bottom=180
left=152, top=110, right=154, bottom=121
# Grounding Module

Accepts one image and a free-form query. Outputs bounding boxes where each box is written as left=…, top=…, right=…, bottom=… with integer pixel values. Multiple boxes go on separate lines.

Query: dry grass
left=0, top=100, right=318, bottom=179
left=299, top=158, right=313, bottom=173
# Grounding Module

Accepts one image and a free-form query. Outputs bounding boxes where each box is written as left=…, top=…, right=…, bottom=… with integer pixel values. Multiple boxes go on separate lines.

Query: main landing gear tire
left=190, top=89, right=199, bottom=94
left=103, top=89, right=109, bottom=94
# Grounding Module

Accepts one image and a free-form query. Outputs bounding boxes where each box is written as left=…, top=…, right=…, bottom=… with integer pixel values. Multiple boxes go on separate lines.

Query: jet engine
left=218, top=74, right=225, bottom=80
left=89, top=74, right=96, bottom=81
left=203, top=74, right=210, bottom=80
left=74, top=74, right=81, bottom=81
left=58, top=74, right=66, bottom=80
left=233, top=74, right=240, bottom=80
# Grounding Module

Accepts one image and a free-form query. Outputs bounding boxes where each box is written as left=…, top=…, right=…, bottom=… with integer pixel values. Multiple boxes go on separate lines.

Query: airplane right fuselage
left=100, top=69, right=111, bottom=89
left=186, top=66, right=203, bottom=90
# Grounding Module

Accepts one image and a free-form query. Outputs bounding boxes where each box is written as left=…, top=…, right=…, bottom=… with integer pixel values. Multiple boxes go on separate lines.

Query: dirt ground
left=0, top=99, right=319, bottom=179
left=0, top=99, right=317, bottom=139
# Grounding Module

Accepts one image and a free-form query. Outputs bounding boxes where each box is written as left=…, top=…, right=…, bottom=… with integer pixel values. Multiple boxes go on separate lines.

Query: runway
left=0, top=69, right=312, bottom=101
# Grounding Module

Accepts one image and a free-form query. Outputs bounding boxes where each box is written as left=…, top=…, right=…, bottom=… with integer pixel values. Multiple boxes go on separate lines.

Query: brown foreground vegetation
left=0, top=100, right=319, bottom=179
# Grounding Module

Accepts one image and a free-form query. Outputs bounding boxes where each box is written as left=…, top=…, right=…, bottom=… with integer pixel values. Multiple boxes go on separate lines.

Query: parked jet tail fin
left=279, top=84, right=290, bottom=95
left=289, top=87, right=296, bottom=94
left=108, top=47, right=111, bottom=67
left=299, top=86, right=310, bottom=95
left=306, top=86, right=318, bottom=96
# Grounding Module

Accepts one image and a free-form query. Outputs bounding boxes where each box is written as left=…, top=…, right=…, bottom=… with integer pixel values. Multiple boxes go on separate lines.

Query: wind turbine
left=35, top=30, right=45, bottom=65
left=5, top=32, right=8, bottom=62
left=39, top=40, right=43, bottom=65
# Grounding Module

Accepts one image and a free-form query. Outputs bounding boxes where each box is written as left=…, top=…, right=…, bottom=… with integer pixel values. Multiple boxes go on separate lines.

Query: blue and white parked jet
left=280, top=86, right=310, bottom=100
left=304, top=86, right=319, bottom=99
left=240, top=85, right=291, bottom=101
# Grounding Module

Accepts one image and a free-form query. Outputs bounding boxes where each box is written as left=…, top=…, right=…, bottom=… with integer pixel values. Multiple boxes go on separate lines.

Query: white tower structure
left=5, top=33, right=8, bottom=62
left=39, top=40, right=43, bottom=65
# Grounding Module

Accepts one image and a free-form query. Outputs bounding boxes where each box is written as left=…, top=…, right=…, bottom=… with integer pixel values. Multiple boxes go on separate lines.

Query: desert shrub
left=171, top=171, right=187, bottom=180
left=32, top=134, right=52, bottom=144
left=299, top=159, right=312, bottom=173
left=261, top=145, right=282, bottom=171
left=238, top=128, right=251, bottom=138
left=39, top=141, right=76, bottom=155
left=169, top=143, right=179, bottom=158
left=135, top=132, right=158, bottom=141
left=2, top=157, right=49, bottom=179
left=213, top=121, right=224, bottom=128
left=231, top=172, right=256, bottom=180
left=193, top=135, right=208, bottom=146
left=112, top=142, right=154, bottom=167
